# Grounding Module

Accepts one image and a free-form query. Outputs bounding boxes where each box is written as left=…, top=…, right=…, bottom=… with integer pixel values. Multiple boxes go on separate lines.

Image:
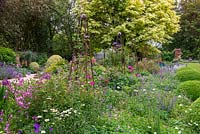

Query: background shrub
left=35, top=53, right=48, bottom=66
left=161, top=51, right=173, bottom=62
left=46, top=55, right=63, bottom=66
left=175, top=70, right=200, bottom=82
left=45, top=60, right=67, bottom=74
left=137, top=59, right=160, bottom=74
left=177, top=80, right=200, bottom=101
left=29, top=62, right=40, bottom=72
left=0, top=47, right=16, bottom=64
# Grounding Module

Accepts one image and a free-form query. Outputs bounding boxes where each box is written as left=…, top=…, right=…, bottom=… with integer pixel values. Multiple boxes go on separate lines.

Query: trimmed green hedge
left=178, top=80, right=200, bottom=101
left=185, top=97, right=200, bottom=132
left=29, top=62, right=40, bottom=72
left=46, top=55, right=63, bottom=66
left=0, top=47, right=16, bottom=64
left=175, top=70, right=200, bottom=82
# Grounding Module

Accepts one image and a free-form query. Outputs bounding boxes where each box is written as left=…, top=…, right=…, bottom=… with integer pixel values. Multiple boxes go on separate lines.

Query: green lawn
left=186, top=63, right=200, bottom=72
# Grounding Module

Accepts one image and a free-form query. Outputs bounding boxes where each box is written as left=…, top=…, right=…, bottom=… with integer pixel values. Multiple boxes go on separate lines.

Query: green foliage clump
left=26, top=75, right=105, bottom=134
left=0, top=47, right=16, bottom=64
left=50, top=34, right=72, bottom=60
left=178, top=80, right=200, bottom=101
left=35, top=53, right=48, bottom=66
left=161, top=51, right=173, bottom=62
left=46, top=55, right=63, bottom=66
left=45, top=60, right=67, bottom=74
left=29, top=62, right=40, bottom=72
left=175, top=70, right=200, bottom=82
left=185, top=97, right=200, bottom=132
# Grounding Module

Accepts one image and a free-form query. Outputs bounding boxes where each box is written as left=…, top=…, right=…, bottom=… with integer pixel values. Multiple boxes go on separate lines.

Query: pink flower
left=91, top=58, right=96, bottom=63
left=86, top=75, right=92, bottom=79
left=135, top=73, right=141, bottom=77
left=128, top=66, right=134, bottom=72
left=89, top=81, right=95, bottom=86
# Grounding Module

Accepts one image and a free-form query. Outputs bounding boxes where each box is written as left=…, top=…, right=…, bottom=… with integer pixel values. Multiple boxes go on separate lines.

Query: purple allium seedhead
left=80, top=14, right=87, bottom=20
left=118, top=32, right=122, bottom=36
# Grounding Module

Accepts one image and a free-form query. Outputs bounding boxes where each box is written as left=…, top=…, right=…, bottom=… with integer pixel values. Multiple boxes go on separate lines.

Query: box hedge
left=178, top=80, right=200, bottom=101
left=175, top=70, right=200, bottom=82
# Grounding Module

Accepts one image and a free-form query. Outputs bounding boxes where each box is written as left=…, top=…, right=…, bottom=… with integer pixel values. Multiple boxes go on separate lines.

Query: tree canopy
left=0, top=0, right=180, bottom=58
left=169, top=0, right=200, bottom=59
left=78, top=0, right=179, bottom=57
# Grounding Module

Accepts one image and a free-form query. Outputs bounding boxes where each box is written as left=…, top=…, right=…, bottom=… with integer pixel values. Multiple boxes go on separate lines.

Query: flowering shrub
left=0, top=63, right=32, bottom=80
left=0, top=64, right=17, bottom=79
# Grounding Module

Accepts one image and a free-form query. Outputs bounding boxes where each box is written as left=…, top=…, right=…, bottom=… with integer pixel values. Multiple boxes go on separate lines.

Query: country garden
left=0, top=0, right=200, bottom=134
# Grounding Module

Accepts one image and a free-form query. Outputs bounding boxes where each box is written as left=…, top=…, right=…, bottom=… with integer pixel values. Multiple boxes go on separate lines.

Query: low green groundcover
left=185, top=97, right=200, bottom=132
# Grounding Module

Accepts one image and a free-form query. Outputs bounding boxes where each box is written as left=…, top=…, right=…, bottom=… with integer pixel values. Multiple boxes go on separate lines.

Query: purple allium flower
left=0, top=62, right=4, bottom=67
left=112, top=42, right=118, bottom=46
left=49, top=127, right=53, bottom=131
left=34, top=122, right=40, bottom=133
left=18, top=130, right=23, bottom=134
left=2, top=79, right=10, bottom=86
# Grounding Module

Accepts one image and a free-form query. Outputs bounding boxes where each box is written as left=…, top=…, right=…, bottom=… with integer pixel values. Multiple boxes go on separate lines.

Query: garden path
left=0, top=74, right=38, bottom=84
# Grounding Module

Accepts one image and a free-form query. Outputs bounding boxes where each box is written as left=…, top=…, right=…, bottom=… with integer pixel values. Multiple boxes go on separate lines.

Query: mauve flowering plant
left=0, top=65, right=17, bottom=80
left=0, top=73, right=52, bottom=133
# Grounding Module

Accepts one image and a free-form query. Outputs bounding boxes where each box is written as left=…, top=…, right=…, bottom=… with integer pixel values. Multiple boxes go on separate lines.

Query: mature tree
left=169, top=0, right=200, bottom=59
left=0, top=0, right=51, bottom=51
left=77, top=0, right=179, bottom=57
left=0, top=0, right=77, bottom=59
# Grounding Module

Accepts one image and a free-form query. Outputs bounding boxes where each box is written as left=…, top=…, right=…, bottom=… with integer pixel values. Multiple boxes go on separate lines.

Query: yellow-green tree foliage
left=77, top=0, right=179, bottom=55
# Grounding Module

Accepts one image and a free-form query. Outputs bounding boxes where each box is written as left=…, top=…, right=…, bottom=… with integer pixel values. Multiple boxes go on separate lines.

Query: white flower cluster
left=59, top=108, right=79, bottom=118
